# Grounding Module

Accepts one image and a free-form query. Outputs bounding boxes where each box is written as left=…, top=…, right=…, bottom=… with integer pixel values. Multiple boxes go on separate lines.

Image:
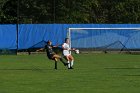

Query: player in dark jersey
left=37, top=40, right=68, bottom=66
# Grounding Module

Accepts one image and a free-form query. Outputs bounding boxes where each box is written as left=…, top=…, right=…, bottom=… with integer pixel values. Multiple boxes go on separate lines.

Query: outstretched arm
left=52, top=44, right=62, bottom=48
left=36, top=48, right=44, bottom=52
left=62, top=44, right=75, bottom=51
left=62, top=44, right=68, bottom=50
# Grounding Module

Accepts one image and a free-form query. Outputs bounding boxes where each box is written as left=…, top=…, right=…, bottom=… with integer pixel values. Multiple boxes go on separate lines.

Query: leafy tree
left=0, top=0, right=17, bottom=23
left=0, top=0, right=140, bottom=23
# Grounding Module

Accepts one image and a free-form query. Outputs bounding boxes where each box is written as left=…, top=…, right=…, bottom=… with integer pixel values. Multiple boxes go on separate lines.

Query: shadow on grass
left=123, top=75, right=140, bottom=76
left=104, top=67, right=140, bottom=69
left=0, top=68, right=63, bottom=71
left=105, top=67, right=140, bottom=77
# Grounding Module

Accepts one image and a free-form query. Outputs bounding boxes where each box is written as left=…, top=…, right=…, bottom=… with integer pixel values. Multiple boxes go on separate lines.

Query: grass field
left=0, top=53, right=140, bottom=93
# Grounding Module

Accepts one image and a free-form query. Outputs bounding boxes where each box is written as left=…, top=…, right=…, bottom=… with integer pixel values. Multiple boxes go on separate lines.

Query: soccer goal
left=67, top=27, right=140, bottom=54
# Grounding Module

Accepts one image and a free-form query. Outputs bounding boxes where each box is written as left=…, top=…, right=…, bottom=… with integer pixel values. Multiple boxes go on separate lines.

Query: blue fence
left=0, top=24, right=17, bottom=49
left=0, top=24, right=140, bottom=50
left=18, top=24, right=67, bottom=49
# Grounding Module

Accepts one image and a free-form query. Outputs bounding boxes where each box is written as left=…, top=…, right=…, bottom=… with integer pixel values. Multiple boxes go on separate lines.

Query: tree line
left=0, top=0, right=140, bottom=24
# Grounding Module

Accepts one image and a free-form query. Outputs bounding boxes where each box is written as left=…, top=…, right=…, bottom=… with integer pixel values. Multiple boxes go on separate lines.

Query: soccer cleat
left=68, top=67, right=74, bottom=69
left=64, top=63, right=69, bottom=66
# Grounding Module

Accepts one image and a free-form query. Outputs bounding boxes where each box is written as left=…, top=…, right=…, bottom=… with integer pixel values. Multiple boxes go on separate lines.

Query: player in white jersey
left=62, top=38, right=75, bottom=69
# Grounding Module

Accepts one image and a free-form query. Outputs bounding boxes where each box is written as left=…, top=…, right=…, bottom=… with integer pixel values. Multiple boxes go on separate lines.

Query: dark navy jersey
left=45, top=44, right=55, bottom=55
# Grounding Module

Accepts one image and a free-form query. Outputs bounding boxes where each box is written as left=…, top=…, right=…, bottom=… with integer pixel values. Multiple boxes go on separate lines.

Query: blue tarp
left=18, top=24, right=67, bottom=49
left=0, top=24, right=17, bottom=49
left=0, top=24, right=140, bottom=50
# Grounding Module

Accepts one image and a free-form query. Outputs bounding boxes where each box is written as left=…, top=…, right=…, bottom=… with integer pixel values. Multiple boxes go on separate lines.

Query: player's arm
left=62, top=44, right=69, bottom=50
left=70, top=48, right=76, bottom=51
left=62, top=44, right=75, bottom=51
left=36, top=48, right=44, bottom=52
left=52, top=44, right=62, bottom=48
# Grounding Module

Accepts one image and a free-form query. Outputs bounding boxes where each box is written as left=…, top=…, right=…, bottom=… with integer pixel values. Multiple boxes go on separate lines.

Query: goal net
left=67, top=28, right=140, bottom=54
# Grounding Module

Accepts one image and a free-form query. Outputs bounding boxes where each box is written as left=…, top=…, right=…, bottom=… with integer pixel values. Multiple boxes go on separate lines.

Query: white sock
left=67, top=61, right=70, bottom=68
left=71, top=60, right=74, bottom=67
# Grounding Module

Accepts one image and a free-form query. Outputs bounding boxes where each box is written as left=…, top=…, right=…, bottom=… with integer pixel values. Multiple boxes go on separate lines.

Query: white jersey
left=62, top=43, right=70, bottom=56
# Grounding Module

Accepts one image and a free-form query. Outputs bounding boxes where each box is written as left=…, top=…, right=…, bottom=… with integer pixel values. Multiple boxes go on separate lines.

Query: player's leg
left=54, top=58, right=58, bottom=69
left=47, top=54, right=59, bottom=69
left=68, top=55, right=74, bottom=69
left=52, top=54, right=68, bottom=66
left=52, top=54, right=61, bottom=59
left=64, top=55, right=72, bottom=69
left=68, top=55, right=74, bottom=61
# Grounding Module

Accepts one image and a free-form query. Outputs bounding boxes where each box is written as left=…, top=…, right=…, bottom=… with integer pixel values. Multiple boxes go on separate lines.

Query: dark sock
left=60, top=58, right=66, bottom=64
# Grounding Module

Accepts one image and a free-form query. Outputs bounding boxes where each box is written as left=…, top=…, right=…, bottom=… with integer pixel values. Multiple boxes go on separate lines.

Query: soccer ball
left=75, top=49, right=79, bottom=54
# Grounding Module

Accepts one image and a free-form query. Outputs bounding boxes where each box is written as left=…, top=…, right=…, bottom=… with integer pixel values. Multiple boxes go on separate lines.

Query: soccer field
left=0, top=53, right=140, bottom=93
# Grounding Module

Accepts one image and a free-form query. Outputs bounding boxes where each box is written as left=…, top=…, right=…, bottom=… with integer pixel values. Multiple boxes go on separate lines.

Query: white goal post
left=67, top=27, right=140, bottom=50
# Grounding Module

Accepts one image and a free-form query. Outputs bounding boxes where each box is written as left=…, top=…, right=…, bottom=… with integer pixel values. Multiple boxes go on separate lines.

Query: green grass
left=0, top=53, right=140, bottom=93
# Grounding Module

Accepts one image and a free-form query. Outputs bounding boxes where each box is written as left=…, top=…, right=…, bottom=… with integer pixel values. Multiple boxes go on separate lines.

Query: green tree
left=0, top=0, right=140, bottom=23
left=0, top=0, right=17, bottom=23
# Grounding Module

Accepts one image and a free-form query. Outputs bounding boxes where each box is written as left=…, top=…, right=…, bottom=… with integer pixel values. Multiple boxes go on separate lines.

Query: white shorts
left=63, top=50, right=71, bottom=56
left=63, top=53, right=71, bottom=56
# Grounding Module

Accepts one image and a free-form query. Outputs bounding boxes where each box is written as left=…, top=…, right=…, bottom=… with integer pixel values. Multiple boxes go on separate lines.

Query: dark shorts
left=47, top=54, right=54, bottom=60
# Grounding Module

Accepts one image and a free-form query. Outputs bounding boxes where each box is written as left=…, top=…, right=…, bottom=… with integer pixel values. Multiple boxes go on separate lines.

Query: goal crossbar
left=67, top=27, right=140, bottom=49
left=69, top=28, right=140, bottom=30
